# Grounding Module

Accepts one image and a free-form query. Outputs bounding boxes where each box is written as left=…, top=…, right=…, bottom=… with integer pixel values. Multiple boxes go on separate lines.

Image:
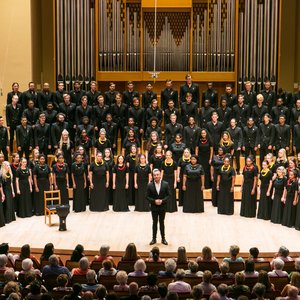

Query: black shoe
left=149, top=239, right=156, bottom=245
left=161, top=239, right=168, bottom=245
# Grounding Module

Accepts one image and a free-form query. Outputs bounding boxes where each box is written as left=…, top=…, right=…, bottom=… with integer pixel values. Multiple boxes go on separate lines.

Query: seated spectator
left=209, top=292, right=221, bottom=300
left=146, top=247, right=164, bottom=263
left=3, top=281, right=21, bottom=299
left=138, top=273, right=158, bottom=294
left=95, top=284, right=107, bottom=300
left=213, top=262, right=234, bottom=279
left=271, top=246, right=293, bottom=268
left=217, top=283, right=230, bottom=300
left=70, top=244, right=85, bottom=262
left=42, top=254, right=71, bottom=278
left=197, top=246, right=218, bottom=263
left=106, top=292, right=119, bottom=300
left=20, top=258, right=41, bottom=277
left=257, top=270, right=274, bottom=292
left=286, top=286, right=300, bottom=300
left=121, top=243, right=140, bottom=262
left=18, top=244, right=40, bottom=268
left=0, top=269, right=16, bottom=287
left=53, top=274, right=72, bottom=291
left=25, top=280, right=43, bottom=300
left=294, top=258, right=300, bottom=275
left=158, top=259, right=176, bottom=277
left=223, top=245, right=244, bottom=263
left=252, top=283, right=266, bottom=300
left=0, top=254, right=13, bottom=274
left=228, top=272, right=250, bottom=294
left=0, top=243, right=17, bottom=265
left=81, top=270, right=100, bottom=292
left=154, top=282, right=168, bottom=300
left=281, top=272, right=300, bottom=297
left=184, top=261, right=203, bottom=277
left=98, top=259, right=117, bottom=277
left=141, top=296, right=150, bottom=300
left=268, top=258, right=288, bottom=277
left=94, top=245, right=116, bottom=267
left=72, top=257, right=90, bottom=276
left=166, top=292, right=178, bottom=300
left=191, top=285, right=203, bottom=300
left=121, top=282, right=140, bottom=300
left=174, top=247, right=189, bottom=264
left=7, top=293, right=20, bottom=300
left=64, top=283, right=82, bottom=300
left=242, top=260, right=258, bottom=278
left=23, top=271, right=47, bottom=294
left=113, top=271, right=129, bottom=292
left=197, top=271, right=217, bottom=295
left=82, top=291, right=94, bottom=300
left=40, top=243, right=54, bottom=264
left=248, top=247, right=264, bottom=262
left=128, top=259, right=147, bottom=277
left=168, top=269, right=191, bottom=293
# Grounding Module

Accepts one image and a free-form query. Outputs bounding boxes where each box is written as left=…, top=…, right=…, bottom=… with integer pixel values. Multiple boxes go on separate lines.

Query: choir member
left=75, top=129, right=92, bottom=157
left=77, top=116, right=94, bottom=141
left=102, top=114, right=118, bottom=154
left=161, top=79, right=179, bottom=109
left=161, top=151, right=177, bottom=213
left=112, top=155, right=129, bottom=212
left=199, top=99, right=215, bottom=128
left=221, top=84, right=237, bottom=108
left=71, top=153, right=87, bottom=212
left=164, top=113, right=183, bottom=149
left=183, top=116, right=200, bottom=154
left=251, top=94, right=268, bottom=126
left=242, top=117, right=259, bottom=162
left=257, top=160, right=273, bottom=220
left=290, top=99, right=300, bottom=127
left=232, top=94, right=250, bottom=128
left=123, top=81, right=139, bottom=108
left=86, top=81, right=101, bottom=106
left=54, top=82, right=65, bottom=107
left=103, top=148, right=115, bottom=205
left=274, top=115, right=290, bottom=154
left=216, top=98, right=232, bottom=130
left=51, top=113, right=69, bottom=151
left=293, top=116, right=300, bottom=156
left=202, top=82, right=218, bottom=108
left=206, top=112, right=224, bottom=152
left=277, top=87, right=293, bottom=108
left=241, top=81, right=256, bottom=109
left=93, top=95, right=109, bottom=134
left=260, top=80, right=276, bottom=113
left=145, top=117, right=162, bottom=141
left=164, top=99, right=180, bottom=125
left=240, top=157, right=258, bottom=218
left=180, top=93, right=198, bottom=127
left=266, top=153, right=277, bottom=174
left=0, top=116, right=10, bottom=161
left=182, top=155, right=205, bottom=213
left=180, top=74, right=200, bottom=105
left=38, top=83, right=55, bottom=111
left=29, top=148, right=40, bottom=171
left=16, top=116, right=33, bottom=160
left=122, top=129, right=141, bottom=157
left=145, top=99, right=163, bottom=127
left=142, top=82, right=157, bottom=109
left=271, top=98, right=289, bottom=124
left=0, top=182, right=5, bottom=227
left=34, top=113, right=51, bottom=156
left=75, top=96, right=93, bottom=126
left=89, top=152, right=109, bottom=212
left=44, top=102, right=57, bottom=125
left=21, top=81, right=38, bottom=109
left=170, top=133, right=186, bottom=163
left=145, top=131, right=161, bottom=163
left=274, top=148, right=288, bottom=170
left=104, top=82, right=118, bottom=106
left=149, top=144, right=165, bottom=171
left=134, top=154, right=151, bottom=212
left=126, top=145, right=138, bottom=206
left=124, top=117, right=139, bottom=140
left=70, top=80, right=86, bottom=105
left=11, top=153, right=20, bottom=213
left=94, top=128, right=111, bottom=157
left=216, top=156, right=236, bottom=215
left=128, top=97, right=145, bottom=137
left=177, top=148, right=191, bottom=206
left=219, top=131, right=234, bottom=157
left=23, top=99, right=40, bottom=126
left=58, top=94, right=76, bottom=139
left=6, top=82, right=22, bottom=105
left=59, top=130, right=73, bottom=169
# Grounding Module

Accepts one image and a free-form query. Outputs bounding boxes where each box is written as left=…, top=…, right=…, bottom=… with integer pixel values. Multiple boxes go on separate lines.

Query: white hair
left=273, top=258, right=284, bottom=270
left=22, top=258, right=33, bottom=271
left=59, top=129, right=70, bottom=150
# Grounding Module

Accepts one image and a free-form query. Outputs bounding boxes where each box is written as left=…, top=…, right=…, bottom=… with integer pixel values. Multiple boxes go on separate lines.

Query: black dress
left=270, top=177, right=287, bottom=224
left=89, top=161, right=109, bottom=211
left=11, top=164, right=19, bottom=213
left=104, top=158, right=114, bottom=205
left=170, top=142, right=186, bottom=163
left=211, top=155, right=224, bottom=207
left=197, top=139, right=212, bottom=188
left=126, top=154, right=137, bottom=205
left=33, top=164, right=51, bottom=215
left=16, top=168, right=32, bottom=218
left=149, top=154, right=165, bottom=171
left=217, top=166, right=235, bottom=215
left=162, top=160, right=178, bottom=212
left=0, top=183, right=5, bottom=227
left=219, top=142, right=234, bottom=156
left=295, top=185, right=300, bottom=230
left=257, top=170, right=273, bottom=220
left=94, top=138, right=111, bottom=155
left=52, top=163, right=69, bottom=205
left=281, top=180, right=298, bottom=228
left=2, top=175, right=16, bottom=223
left=61, top=142, right=73, bottom=169
left=134, top=164, right=151, bottom=211
left=183, top=164, right=204, bottom=213
left=123, top=138, right=140, bottom=157
left=71, top=162, right=87, bottom=212
left=177, top=157, right=191, bottom=206
left=240, top=166, right=258, bottom=218
left=146, top=142, right=158, bottom=159
left=113, top=164, right=129, bottom=212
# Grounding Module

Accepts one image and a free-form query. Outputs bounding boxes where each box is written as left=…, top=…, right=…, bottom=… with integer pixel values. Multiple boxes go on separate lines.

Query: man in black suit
left=16, top=116, right=33, bottom=160
left=146, top=169, right=170, bottom=245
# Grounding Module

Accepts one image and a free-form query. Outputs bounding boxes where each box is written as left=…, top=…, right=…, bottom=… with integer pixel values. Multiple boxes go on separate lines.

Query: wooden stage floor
left=1, top=202, right=300, bottom=253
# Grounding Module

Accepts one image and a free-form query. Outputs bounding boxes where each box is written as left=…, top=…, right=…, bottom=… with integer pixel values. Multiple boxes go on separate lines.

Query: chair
left=157, top=276, right=174, bottom=285
left=43, top=274, right=60, bottom=291
left=90, top=261, right=103, bottom=273
left=211, top=277, right=234, bottom=287
left=14, top=259, right=23, bottom=271
left=198, top=261, right=220, bottom=274
left=254, top=261, right=271, bottom=272
left=177, top=293, right=192, bottom=300
left=145, top=261, right=165, bottom=274
left=138, top=290, right=160, bottom=299
left=244, top=277, right=258, bottom=290
left=269, top=276, right=289, bottom=292
left=117, top=261, right=135, bottom=273
left=65, top=260, right=79, bottom=271
left=98, top=275, right=118, bottom=291
left=227, top=291, right=252, bottom=299
left=51, top=289, right=73, bottom=300
left=127, top=276, right=148, bottom=287
left=228, top=261, right=245, bottom=273
left=71, top=274, right=88, bottom=285
left=183, top=276, right=202, bottom=287
left=44, top=190, right=61, bottom=226
left=283, top=261, right=296, bottom=273
left=114, top=291, right=130, bottom=299
left=176, top=262, right=189, bottom=271
left=264, top=290, right=281, bottom=300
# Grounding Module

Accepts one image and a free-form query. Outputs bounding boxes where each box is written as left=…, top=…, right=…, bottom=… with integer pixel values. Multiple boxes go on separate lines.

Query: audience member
left=128, top=259, right=147, bottom=277
left=197, top=270, right=217, bottom=295
left=168, top=269, right=191, bottom=293
left=113, top=271, right=129, bottom=292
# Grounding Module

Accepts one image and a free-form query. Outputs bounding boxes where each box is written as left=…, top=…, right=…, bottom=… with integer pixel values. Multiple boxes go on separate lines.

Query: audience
left=121, top=243, right=140, bottom=262
left=95, top=285, right=108, bottom=300
left=167, top=269, right=191, bottom=293
left=98, top=259, right=117, bottom=277
left=113, top=271, right=129, bottom=292
left=191, top=285, right=203, bottom=300
left=197, top=270, right=217, bottom=295
left=70, top=245, right=85, bottom=262
left=213, top=262, right=234, bottom=279
left=138, top=273, right=158, bottom=294
left=53, top=274, right=72, bottom=291
left=154, top=283, right=168, bottom=300
left=228, top=272, right=250, bottom=294
left=223, top=245, right=245, bottom=263
left=18, top=244, right=40, bottom=268
left=242, top=260, right=259, bottom=278
left=81, top=270, right=100, bottom=292
left=158, top=259, right=176, bottom=277
left=281, top=272, right=300, bottom=296
left=248, top=247, right=264, bottom=262
left=94, top=245, right=116, bottom=267
left=268, top=258, right=289, bottom=277
left=184, top=261, right=203, bottom=277
left=175, top=247, right=188, bottom=264
left=128, top=259, right=147, bottom=277
left=257, top=270, right=275, bottom=291
left=252, top=283, right=266, bottom=300
left=0, top=254, right=13, bottom=274
left=286, top=286, right=300, bottom=300
left=146, top=247, right=164, bottom=263
left=20, top=258, right=41, bottom=276
left=217, top=284, right=230, bottom=300
left=41, top=255, right=71, bottom=278
left=197, top=246, right=218, bottom=262
left=121, top=282, right=140, bottom=300
left=71, top=257, right=90, bottom=276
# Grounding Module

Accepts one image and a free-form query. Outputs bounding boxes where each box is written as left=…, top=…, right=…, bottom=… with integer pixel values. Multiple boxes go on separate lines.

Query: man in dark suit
left=16, top=116, right=33, bottom=160
left=146, top=169, right=170, bottom=245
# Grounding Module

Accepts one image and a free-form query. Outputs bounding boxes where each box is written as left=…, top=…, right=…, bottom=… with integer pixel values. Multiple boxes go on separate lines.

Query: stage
left=2, top=202, right=300, bottom=254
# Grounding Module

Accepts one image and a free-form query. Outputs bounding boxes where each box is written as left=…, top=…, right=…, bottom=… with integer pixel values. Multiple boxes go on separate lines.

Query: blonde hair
left=277, top=148, right=287, bottom=163
left=59, top=129, right=70, bottom=150
left=277, top=166, right=287, bottom=176
left=0, top=161, right=13, bottom=180
left=257, top=94, right=264, bottom=101
left=219, top=131, right=234, bottom=147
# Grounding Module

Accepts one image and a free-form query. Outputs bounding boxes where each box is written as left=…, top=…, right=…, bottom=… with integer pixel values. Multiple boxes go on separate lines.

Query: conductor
left=146, top=169, right=170, bottom=245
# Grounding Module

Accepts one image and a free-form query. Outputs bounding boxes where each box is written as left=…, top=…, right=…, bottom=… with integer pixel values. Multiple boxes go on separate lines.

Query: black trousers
left=233, top=149, right=241, bottom=171
left=18, top=146, right=31, bottom=160
left=0, top=146, right=8, bottom=161
left=244, top=147, right=257, bottom=164
left=151, top=210, right=166, bottom=239
left=9, top=125, right=17, bottom=152
left=260, top=147, right=272, bottom=166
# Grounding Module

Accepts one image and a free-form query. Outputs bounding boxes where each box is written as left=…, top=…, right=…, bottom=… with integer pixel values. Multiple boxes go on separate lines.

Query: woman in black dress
left=145, top=131, right=161, bottom=163
left=33, top=155, right=51, bottom=215
left=76, top=129, right=92, bottom=160
left=219, top=131, right=234, bottom=157
left=149, top=144, right=165, bottom=171
left=196, top=129, right=213, bottom=189
left=182, top=155, right=205, bottom=213
left=112, top=155, right=129, bottom=212
left=94, top=128, right=111, bottom=156
left=281, top=170, right=298, bottom=228
left=271, top=166, right=287, bottom=224
left=59, top=129, right=73, bottom=169
left=266, top=153, right=277, bottom=176
left=257, top=160, right=273, bottom=220
left=89, top=152, right=109, bottom=212
left=177, top=148, right=191, bottom=206
left=122, top=129, right=141, bottom=157
left=295, top=175, right=300, bottom=231
left=274, top=148, right=288, bottom=171
left=216, top=156, right=236, bottom=215
left=71, top=153, right=87, bottom=212
left=0, top=183, right=5, bottom=227
left=134, top=154, right=151, bottom=211
left=52, top=153, right=69, bottom=205
left=104, top=148, right=114, bottom=205
left=11, top=153, right=20, bottom=213
left=240, top=157, right=258, bottom=218
left=29, top=149, right=40, bottom=170
left=170, top=134, right=186, bottom=163
left=16, top=158, right=32, bottom=218
left=161, top=150, right=177, bottom=213
left=210, top=147, right=225, bottom=207
left=126, top=145, right=138, bottom=206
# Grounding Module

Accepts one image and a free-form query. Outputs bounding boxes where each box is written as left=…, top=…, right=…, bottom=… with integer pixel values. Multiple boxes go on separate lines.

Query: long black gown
left=257, top=170, right=273, bottom=220
left=177, top=157, right=190, bottom=206
left=281, top=180, right=298, bottom=228
left=16, top=168, right=32, bottom=218
left=52, top=163, right=69, bottom=205
left=2, top=175, right=15, bottom=223
left=170, top=142, right=186, bottom=163
left=183, top=164, right=204, bottom=213
left=217, top=166, right=235, bottom=215
left=113, top=164, right=129, bottom=212
left=270, top=177, right=287, bottom=224
left=71, top=162, right=87, bottom=212
left=197, top=139, right=213, bottom=189
left=33, top=164, right=50, bottom=215
left=240, top=166, right=258, bottom=218
left=11, top=164, right=19, bottom=213
left=0, top=183, right=5, bottom=227
left=162, top=160, right=178, bottom=212
left=295, top=186, right=300, bottom=230
left=134, top=164, right=151, bottom=211
left=61, top=142, right=73, bottom=169
left=149, top=155, right=165, bottom=171
left=211, top=155, right=224, bottom=207
left=104, top=158, right=114, bottom=205
left=94, top=139, right=112, bottom=155
left=89, top=161, right=109, bottom=211
left=126, top=154, right=137, bottom=205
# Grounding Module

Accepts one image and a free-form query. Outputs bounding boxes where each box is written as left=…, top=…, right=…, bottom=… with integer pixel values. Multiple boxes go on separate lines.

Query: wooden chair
left=71, top=274, right=87, bottom=285
left=43, top=274, right=59, bottom=291
left=127, top=276, right=148, bottom=287
left=157, top=276, right=174, bottom=285
left=283, top=261, right=296, bottom=273
left=198, top=261, right=220, bottom=274
left=254, top=261, right=271, bottom=272
left=90, top=261, right=103, bottom=273
left=44, top=190, right=61, bottom=226
left=145, top=261, right=165, bottom=274
left=176, top=262, right=189, bottom=271
left=244, top=277, right=258, bottom=290
left=65, top=260, right=79, bottom=271
left=117, top=261, right=135, bottom=273
left=269, top=276, right=289, bottom=292
left=264, top=290, right=281, bottom=300
left=98, top=275, right=118, bottom=291
left=138, top=290, right=160, bottom=299
left=183, top=276, right=202, bottom=287
left=228, top=261, right=245, bottom=274
left=51, top=289, right=73, bottom=300
left=211, top=277, right=234, bottom=287
left=177, top=293, right=193, bottom=300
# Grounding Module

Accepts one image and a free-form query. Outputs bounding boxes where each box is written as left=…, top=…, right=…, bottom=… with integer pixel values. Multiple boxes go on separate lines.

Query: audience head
left=134, top=259, right=146, bottom=272
left=235, top=272, right=245, bottom=285
left=128, top=282, right=139, bottom=295
left=188, top=261, right=199, bottom=273
left=82, top=291, right=94, bottom=300
left=49, top=254, right=59, bottom=267
left=258, top=270, right=272, bottom=290
left=290, top=272, right=300, bottom=289
left=146, top=273, right=158, bottom=287
left=278, top=246, right=290, bottom=258
left=202, top=246, right=213, bottom=260
left=71, top=244, right=84, bottom=261
left=150, top=246, right=160, bottom=262
left=273, top=258, right=284, bottom=270
left=124, top=243, right=139, bottom=261
left=95, top=285, right=107, bottom=300
left=56, top=274, right=69, bottom=287
left=203, top=270, right=213, bottom=283
left=79, top=257, right=90, bottom=271
left=20, top=244, right=31, bottom=259
left=287, top=286, right=299, bottom=299
left=4, top=270, right=16, bottom=282
left=167, top=292, right=178, bottom=300
left=295, top=258, right=300, bottom=271
left=220, top=262, right=230, bottom=274
left=249, top=247, right=259, bottom=259
left=229, top=245, right=240, bottom=258
left=192, top=285, right=203, bottom=300
left=177, top=246, right=187, bottom=263
left=42, top=243, right=54, bottom=260
left=86, top=270, right=97, bottom=284
left=209, top=292, right=221, bottom=300
left=103, top=259, right=113, bottom=271
left=165, top=258, right=177, bottom=273
left=0, top=254, right=8, bottom=267
left=72, top=283, right=82, bottom=296
left=175, top=269, right=185, bottom=281
left=116, top=271, right=128, bottom=285
left=245, top=260, right=255, bottom=273
left=29, top=280, right=41, bottom=296
left=22, top=258, right=33, bottom=271
left=24, top=271, right=37, bottom=285
left=3, top=282, right=20, bottom=298
left=217, top=284, right=229, bottom=297
left=7, top=293, right=20, bottom=300
left=99, top=244, right=110, bottom=257
left=158, top=282, right=168, bottom=298
left=141, top=296, right=151, bottom=300
left=252, top=283, right=266, bottom=298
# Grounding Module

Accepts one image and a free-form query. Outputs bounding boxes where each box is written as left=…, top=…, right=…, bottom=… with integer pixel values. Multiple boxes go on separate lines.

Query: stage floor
left=1, top=202, right=300, bottom=253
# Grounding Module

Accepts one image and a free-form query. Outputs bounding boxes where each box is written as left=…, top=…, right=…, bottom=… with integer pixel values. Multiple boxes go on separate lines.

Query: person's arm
left=182, top=174, right=187, bottom=191
left=134, top=172, right=138, bottom=189
left=0, top=186, right=5, bottom=203
left=89, top=170, right=93, bottom=189
left=251, top=176, right=257, bottom=195
left=34, top=174, right=39, bottom=192
left=216, top=175, right=220, bottom=191
left=16, top=177, right=20, bottom=194
left=177, top=166, right=181, bottom=183
left=53, top=173, right=58, bottom=190
left=146, top=184, right=156, bottom=204
left=201, top=175, right=205, bottom=191
left=210, top=165, right=214, bottom=182
left=28, top=172, right=32, bottom=193
left=231, top=175, right=235, bottom=193
left=83, top=172, right=87, bottom=189
left=106, top=171, right=109, bottom=188
left=195, top=146, right=199, bottom=156
left=266, top=180, right=272, bottom=197
left=125, top=172, right=129, bottom=189
left=293, top=190, right=299, bottom=206
left=281, top=187, right=287, bottom=203
left=10, top=180, right=15, bottom=198
left=66, top=172, right=69, bottom=189
left=71, top=172, right=76, bottom=189
left=112, top=173, right=116, bottom=189
left=209, top=146, right=213, bottom=164
left=173, top=169, right=177, bottom=189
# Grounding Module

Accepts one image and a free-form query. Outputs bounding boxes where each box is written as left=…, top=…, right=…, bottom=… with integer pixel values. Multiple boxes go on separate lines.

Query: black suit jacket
left=147, top=180, right=170, bottom=212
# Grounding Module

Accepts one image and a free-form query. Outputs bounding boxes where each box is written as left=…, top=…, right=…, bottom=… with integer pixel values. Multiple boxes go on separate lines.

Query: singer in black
left=147, top=169, right=170, bottom=246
